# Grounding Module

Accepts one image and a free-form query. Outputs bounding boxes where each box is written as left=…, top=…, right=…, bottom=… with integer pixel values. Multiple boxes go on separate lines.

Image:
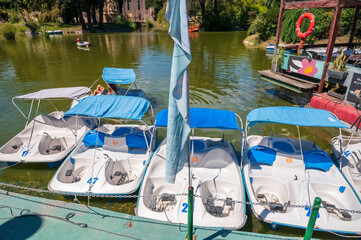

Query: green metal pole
left=304, top=197, right=322, bottom=240
left=187, top=186, right=194, bottom=240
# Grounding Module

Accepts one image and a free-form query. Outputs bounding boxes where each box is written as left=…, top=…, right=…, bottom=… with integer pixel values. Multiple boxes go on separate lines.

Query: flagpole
left=187, top=108, right=193, bottom=240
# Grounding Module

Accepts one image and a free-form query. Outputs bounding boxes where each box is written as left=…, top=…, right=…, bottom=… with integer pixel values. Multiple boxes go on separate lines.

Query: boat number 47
left=87, top=178, right=99, bottom=184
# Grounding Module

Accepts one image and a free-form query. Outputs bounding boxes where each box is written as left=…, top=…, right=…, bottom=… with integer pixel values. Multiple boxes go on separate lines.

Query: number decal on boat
left=182, top=203, right=188, bottom=213
left=22, top=151, right=28, bottom=157
left=181, top=203, right=194, bottom=213
left=87, top=177, right=99, bottom=184
left=305, top=206, right=320, bottom=218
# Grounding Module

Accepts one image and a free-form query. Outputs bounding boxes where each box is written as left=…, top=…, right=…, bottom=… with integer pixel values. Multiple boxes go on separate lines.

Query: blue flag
left=165, top=0, right=192, bottom=183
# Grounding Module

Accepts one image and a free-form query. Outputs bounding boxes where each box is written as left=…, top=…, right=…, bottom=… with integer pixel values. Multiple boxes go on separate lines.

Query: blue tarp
left=102, top=68, right=136, bottom=84
left=156, top=108, right=241, bottom=130
left=247, top=107, right=348, bottom=129
left=65, top=95, right=150, bottom=120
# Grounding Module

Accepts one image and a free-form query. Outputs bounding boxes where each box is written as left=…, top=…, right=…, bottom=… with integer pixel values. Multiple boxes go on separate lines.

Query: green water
left=0, top=31, right=343, bottom=239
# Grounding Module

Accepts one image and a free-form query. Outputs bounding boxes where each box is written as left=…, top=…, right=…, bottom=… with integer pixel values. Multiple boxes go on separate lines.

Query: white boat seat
left=40, top=114, right=67, bottom=128
left=0, top=137, right=23, bottom=154
left=103, top=135, right=129, bottom=152
left=193, top=147, right=233, bottom=168
left=38, top=135, right=66, bottom=155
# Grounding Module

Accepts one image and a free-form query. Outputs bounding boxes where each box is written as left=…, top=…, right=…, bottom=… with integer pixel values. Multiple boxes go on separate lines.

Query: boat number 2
left=87, top=177, right=99, bottom=184
left=181, top=203, right=194, bottom=213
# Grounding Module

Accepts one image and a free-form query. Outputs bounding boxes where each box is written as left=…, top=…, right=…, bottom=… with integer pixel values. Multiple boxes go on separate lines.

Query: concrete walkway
left=0, top=190, right=304, bottom=240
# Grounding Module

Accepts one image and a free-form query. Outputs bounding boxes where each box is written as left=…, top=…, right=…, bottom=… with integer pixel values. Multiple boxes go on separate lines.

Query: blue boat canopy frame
left=155, top=108, right=243, bottom=131
left=246, top=107, right=348, bottom=129
left=102, top=68, right=136, bottom=85
left=65, top=95, right=151, bottom=120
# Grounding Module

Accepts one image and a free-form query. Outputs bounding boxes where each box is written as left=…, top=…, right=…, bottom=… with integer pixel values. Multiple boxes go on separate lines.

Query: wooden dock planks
left=259, top=70, right=318, bottom=93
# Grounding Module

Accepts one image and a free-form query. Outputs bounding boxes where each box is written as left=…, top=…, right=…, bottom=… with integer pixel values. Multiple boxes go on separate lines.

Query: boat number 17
left=87, top=178, right=99, bottom=184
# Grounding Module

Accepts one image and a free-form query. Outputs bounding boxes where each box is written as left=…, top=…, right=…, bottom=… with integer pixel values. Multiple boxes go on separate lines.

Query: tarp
left=65, top=95, right=150, bottom=120
left=247, top=107, right=348, bottom=129
left=156, top=108, right=241, bottom=130
left=14, top=87, right=90, bottom=100
left=102, top=68, right=136, bottom=84
left=165, top=0, right=192, bottom=183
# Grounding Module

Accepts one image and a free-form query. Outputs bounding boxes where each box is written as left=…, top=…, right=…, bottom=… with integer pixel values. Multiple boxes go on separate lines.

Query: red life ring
left=295, top=12, right=315, bottom=40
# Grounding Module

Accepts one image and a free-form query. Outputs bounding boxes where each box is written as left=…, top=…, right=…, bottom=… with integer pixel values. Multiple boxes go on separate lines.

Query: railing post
left=304, top=197, right=322, bottom=240
left=187, top=186, right=194, bottom=240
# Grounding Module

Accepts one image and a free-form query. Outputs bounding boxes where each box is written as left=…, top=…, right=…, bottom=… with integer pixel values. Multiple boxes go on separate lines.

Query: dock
left=259, top=70, right=318, bottom=93
left=0, top=189, right=304, bottom=240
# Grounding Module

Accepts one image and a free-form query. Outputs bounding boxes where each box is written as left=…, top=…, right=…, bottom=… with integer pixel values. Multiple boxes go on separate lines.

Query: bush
left=2, top=24, right=16, bottom=40
left=156, top=2, right=167, bottom=23
left=248, top=8, right=279, bottom=41
left=115, top=15, right=136, bottom=31
left=145, top=18, right=154, bottom=28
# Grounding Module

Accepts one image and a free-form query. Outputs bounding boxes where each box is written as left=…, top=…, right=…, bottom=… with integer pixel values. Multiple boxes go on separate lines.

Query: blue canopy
left=156, top=108, right=241, bottom=130
left=102, top=68, right=136, bottom=84
left=65, top=95, right=150, bottom=120
left=247, top=107, right=348, bottom=129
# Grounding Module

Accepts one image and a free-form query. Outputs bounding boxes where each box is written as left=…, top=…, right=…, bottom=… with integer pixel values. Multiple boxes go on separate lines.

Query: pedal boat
left=136, top=108, right=247, bottom=230
left=0, top=87, right=94, bottom=164
left=102, top=68, right=147, bottom=99
left=332, top=134, right=361, bottom=201
left=243, top=107, right=361, bottom=235
left=48, top=95, right=157, bottom=196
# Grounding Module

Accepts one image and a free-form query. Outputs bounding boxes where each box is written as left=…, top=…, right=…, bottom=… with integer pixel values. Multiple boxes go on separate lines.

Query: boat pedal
left=149, top=200, right=156, bottom=210
left=51, top=145, right=62, bottom=151
left=65, top=170, right=73, bottom=176
left=322, top=201, right=336, bottom=209
left=225, top=198, right=233, bottom=206
left=257, top=194, right=266, bottom=199
left=341, top=211, right=352, bottom=221
left=269, top=203, right=283, bottom=212
left=161, top=193, right=175, bottom=202
left=113, top=171, right=127, bottom=177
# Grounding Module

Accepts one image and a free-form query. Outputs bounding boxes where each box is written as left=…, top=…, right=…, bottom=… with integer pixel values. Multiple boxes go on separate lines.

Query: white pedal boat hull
left=243, top=136, right=361, bottom=235
left=0, top=112, right=93, bottom=163
left=48, top=124, right=156, bottom=195
left=137, top=137, right=247, bottom=230
left=332, top=137, right=361, bottom=201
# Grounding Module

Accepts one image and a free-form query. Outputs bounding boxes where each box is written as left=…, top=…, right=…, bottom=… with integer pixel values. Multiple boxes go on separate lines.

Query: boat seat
left=303, top=150, right=333, bottom=171
left=190, top=139, right=206, bottom=152
left=194, top=147, right=233, bottom=168
left=248, top=145, right=277, bottom=165
left=0, top=137, right=23, bottom=154
left=40, top=114, right=67, bottom=128
left=126, top=132, right=149, bottom=150
left=82, top=130, right=106, bottom=147
left=103, top=135, right=129, bottom=152
left=38, top=135, right=66, bottom=155
left=112, top=127, right=132, bottom=137
left=272, top=141, right=295, bottom=154
left=349, top=152, right=361, bottom=173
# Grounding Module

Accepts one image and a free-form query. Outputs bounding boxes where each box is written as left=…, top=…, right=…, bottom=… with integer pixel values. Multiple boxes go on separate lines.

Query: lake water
left=0, top=31, right=342, bottom=239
